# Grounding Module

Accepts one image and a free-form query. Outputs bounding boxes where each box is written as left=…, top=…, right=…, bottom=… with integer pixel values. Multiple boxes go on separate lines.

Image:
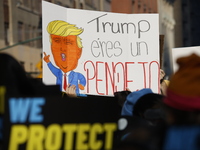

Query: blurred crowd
left=1, top=52, right=200, bottom=150
left=114, top=53, right=200, bottom=150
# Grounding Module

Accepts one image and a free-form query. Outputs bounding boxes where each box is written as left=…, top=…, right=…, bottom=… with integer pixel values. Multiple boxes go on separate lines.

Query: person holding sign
left=43, top=20, right=86, bottom=96
left=162, top=54, right=200, bottom=150
left=160, top=69, right=169, bottom=96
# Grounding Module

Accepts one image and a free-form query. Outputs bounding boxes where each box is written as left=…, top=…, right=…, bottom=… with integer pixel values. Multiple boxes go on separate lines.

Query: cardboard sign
left=42, top=1, right=160, bottom=96
left=172, top=46, right=200, bottom=73
left=3, top=96, right=120, bottom=150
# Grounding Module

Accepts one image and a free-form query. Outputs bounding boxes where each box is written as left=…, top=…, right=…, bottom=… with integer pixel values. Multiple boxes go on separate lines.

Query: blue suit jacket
left=47, top=62, right=86, bottom=94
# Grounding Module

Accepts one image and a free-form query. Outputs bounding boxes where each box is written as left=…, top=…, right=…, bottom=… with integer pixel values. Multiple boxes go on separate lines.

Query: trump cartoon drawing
left=43, top=20, right=86, bottom=95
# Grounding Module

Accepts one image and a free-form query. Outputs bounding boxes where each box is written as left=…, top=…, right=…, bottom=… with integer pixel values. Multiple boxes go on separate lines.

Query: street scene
left=0, top=0, right=200, bottom=149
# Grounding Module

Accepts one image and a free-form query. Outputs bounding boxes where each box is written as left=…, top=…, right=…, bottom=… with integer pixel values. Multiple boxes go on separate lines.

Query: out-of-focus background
left=0, top=0, right=200, bottom=79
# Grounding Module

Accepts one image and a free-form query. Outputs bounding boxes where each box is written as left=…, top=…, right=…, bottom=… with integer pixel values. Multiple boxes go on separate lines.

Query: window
left=4, top=0, right=9, bottom=45
left=18, top=21, right=24, bottom=42
left=28, top=25, right=32, bottom=46
left=30, top=63, right=33, bottom=72
left=23, top=0, right=30, bottom=8
left=73, top=1, right=76, bottom=8
left=37, top=31, right=42, bottom=48
left=80, top=3, right=83, bottom=9
left=3, top=0, right=8, bottom=5
left=4, top=22, right=9, bottom=45
left=25, top=24, right=30, bottom=45
left=33, top=0, right=41, bottom=12
left=32, top=26, right=36, bottom=47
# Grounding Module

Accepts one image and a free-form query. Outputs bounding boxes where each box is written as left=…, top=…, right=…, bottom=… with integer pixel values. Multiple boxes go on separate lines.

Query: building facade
left=158, top=0, right=175, bottom=76
left=1, top=0, right=44, bottom=77
left=132, top=0, right=158, bottom=13
left=174, top=0, right=200, bottom=47
left=111, top=0, right=158, bottom=14
left=3, top=0, right=198, bottom=77
left=111, top=0, right=175, bottom=76
left=111, top=0, right=133, bottom=13
left=0, top=0, right=111, bottom=77
left=173, top=0, right=183, bottom=47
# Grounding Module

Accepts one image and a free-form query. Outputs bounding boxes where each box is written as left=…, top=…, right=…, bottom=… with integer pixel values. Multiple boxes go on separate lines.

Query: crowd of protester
left=1, top=52, right=200, bottom=149
left=114, top=53, right=200, bottom=150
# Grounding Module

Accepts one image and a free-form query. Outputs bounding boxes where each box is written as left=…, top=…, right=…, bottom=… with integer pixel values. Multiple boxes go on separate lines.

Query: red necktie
left=63, top=73, right=67, bottom=91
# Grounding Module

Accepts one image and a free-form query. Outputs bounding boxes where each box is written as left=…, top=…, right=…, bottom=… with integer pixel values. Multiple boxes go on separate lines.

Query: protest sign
left=42, top=1, right=160, bottom=96
left=172, top=46, right=200, bottom=73
left=3, top=96, right=120, bottom=150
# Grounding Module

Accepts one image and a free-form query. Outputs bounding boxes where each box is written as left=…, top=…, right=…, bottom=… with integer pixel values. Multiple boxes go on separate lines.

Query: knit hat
left=121, top=88, right=153, bottom=116
left=163, top=53, right=200, bottom=111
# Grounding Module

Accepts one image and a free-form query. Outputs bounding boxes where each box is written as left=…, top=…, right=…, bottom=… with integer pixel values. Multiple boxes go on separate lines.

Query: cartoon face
left=50, top=34, right=82, bottom=73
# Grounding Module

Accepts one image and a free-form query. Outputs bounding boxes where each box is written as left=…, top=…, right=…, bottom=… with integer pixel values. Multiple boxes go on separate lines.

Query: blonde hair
left=47, top=20, right=83, bottom=48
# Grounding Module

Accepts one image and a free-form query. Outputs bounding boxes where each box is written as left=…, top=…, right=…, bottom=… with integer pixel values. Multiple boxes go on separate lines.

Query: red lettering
left=96, top=61, right=104, bottom=95
left=125, top=62, right=135, bottom=89
left=113, top=62, right=125, bottom=92
left=138, top=62, right=148, bottom=88
left=84, top=61, right=95, bottom=93
left=83, top=60, right=160, bottom=95
left=105, top=62, right=114, bottom=95
left=149, top=61, right=160, bottom=93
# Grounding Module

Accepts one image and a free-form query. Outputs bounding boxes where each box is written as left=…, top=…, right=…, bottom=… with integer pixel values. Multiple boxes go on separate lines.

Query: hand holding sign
left=65, top=84, right=77, bottom=97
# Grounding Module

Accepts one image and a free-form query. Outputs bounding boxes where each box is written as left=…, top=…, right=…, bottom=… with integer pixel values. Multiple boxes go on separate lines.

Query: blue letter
left=9, top=98, right=31, bottom=123
left=29, top=98, right=45, bottom=122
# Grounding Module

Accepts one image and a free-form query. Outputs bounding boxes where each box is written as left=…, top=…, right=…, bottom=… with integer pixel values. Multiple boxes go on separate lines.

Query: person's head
left=121, top=88, right=165, bottom=125
left=121, top=88, right=154, bottom=116
left=133, top=93, right=164, bottom=117
left=133, top=93, right=165, bottom=125
left=0, top=53, right=34, bottom=96
left=47, top=20, right=83, bottom=73
left=163, top=53, right=200, bottom=125
left=114, top=90, right=131, bottom=107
